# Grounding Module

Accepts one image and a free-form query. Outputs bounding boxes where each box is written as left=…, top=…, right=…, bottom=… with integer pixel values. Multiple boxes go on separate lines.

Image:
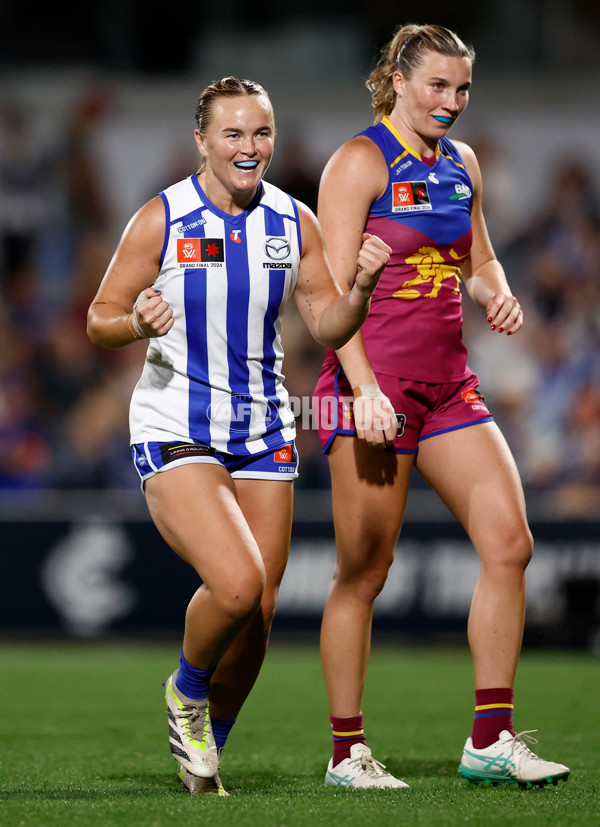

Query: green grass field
left=1, top=643, right=598, bottom=826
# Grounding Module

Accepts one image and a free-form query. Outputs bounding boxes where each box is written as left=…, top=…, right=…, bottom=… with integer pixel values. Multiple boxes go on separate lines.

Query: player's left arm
left=293, top=201, right=390, bottom=348
left=457, top=141, right=523, bottom=335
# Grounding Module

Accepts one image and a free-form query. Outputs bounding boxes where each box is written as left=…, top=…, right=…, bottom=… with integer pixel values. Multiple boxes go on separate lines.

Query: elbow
left=309, top=298, right=368, bottom=349
left=316, top=313, right=367, bottom=349
left=316, top=326, right=360, bottom=351
left=86, top=309, right=102, bottom=346
left=328, top=334, right=355, bottom=350
left=86, top=307, right=118, bottom=349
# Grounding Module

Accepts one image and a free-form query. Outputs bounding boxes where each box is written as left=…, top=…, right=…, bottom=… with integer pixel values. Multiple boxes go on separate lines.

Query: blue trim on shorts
left=323, top=419, right=493, bottom=455
left=323, top=428, right=355, bottom=454
left=419, top=416, right=494, bottom=442
left=131, top=439, right=298, bottom=486
left=321, top=365, right=350, bottom=454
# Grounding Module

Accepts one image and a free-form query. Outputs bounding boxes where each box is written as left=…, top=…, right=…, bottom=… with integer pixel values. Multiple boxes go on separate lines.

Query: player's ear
left=392, top=71, right=405, bottom=97
left=194, top=129, right=208, bottom=160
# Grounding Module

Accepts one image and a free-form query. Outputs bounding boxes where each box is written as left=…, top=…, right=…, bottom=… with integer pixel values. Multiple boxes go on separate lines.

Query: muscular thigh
left=234, top=478, right=294, bottom=588
left=328, top=436, right=414, bottom=568
left=415, top=421, right=530, bottom=551
left=144, top=463, right=263, bottom=587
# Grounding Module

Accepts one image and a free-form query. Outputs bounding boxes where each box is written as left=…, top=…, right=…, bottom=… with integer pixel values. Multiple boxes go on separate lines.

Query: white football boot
left=164, top=670, right=218, bottom=777
left=176, top=762, right=229, bottom=796
left=324, top=743, right=409, bottom=789
left=459, top=729, right=570, bottom=787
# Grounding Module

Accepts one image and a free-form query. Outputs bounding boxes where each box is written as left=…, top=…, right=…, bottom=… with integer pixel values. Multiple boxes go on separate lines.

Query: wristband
left=352, top=384, right=381, bottom=400
left=127, top=312, right=146, bottom=340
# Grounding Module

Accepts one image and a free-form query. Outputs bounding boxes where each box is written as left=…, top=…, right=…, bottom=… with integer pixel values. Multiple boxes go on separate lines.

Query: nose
left=444, top=90, right=461, bottom=113
left=240, top=136, right=257, bottom=156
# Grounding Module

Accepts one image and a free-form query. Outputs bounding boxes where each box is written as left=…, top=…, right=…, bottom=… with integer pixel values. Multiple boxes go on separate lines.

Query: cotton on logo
left=177, top=238, right=200, bottom=262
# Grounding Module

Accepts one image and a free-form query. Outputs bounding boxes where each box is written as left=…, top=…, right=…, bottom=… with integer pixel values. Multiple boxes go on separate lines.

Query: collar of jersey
left=191, top=175, right=263, bottom=224
left=382, top=116, right=440, bottom=164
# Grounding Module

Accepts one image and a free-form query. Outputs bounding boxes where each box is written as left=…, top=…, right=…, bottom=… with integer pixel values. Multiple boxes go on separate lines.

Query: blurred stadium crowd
left=1, top=84, right=599, bottom=518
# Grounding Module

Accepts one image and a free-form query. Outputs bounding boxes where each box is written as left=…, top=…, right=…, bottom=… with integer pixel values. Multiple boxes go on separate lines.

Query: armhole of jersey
left=290, top=196, right=302, bottom=258
left=365, top=135, right=392, bottom=210
left=158, top=191, right=170, bottom=270
left=443, top=137, right=475, bottom=190
left=359, top=130, right=391, bottom=211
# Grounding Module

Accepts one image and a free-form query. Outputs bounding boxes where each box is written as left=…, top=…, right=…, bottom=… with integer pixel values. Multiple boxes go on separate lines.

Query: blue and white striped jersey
left=129, top=176, right=301, bottom=455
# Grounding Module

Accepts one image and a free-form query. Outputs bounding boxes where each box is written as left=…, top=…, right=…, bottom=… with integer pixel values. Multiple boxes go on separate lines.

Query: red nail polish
left=507, top=331, right=512, bottom=336
left=491, top=324, right=496, bottom=330
left=498, top=327, right=504, bottom=333
left=487, top=317, right=492, bottom=322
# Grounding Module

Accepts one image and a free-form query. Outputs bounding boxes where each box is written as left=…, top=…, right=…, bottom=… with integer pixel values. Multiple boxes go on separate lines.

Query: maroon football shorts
left=314, top=361, right=493, bottom=454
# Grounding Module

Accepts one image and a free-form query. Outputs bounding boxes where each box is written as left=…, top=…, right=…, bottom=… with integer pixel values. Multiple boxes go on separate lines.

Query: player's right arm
left=87, top=196, right=174, bottom=348
left=317, top=136, right=398, bottom=448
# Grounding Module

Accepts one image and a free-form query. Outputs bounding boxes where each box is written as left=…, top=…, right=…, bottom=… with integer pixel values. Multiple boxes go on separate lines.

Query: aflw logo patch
left=274, top=445, right=293, bottom=463
left=177, top=238, right=224, bottom=267
left=392, top=181, right=432, bottom=213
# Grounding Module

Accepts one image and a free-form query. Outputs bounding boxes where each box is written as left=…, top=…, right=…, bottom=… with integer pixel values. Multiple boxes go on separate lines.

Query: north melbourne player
left=87, top=76, right=390, bottom=795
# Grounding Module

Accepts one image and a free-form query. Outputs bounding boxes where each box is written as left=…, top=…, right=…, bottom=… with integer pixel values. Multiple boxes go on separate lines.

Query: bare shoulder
left=295, top=198, right=318, bottom=221
left=112, top=195, right=166, bottom=267
left=327, top=133, right=386, bottom=166
left=323, top=134, right=386, bottom=184
left=319, top=134, right=387, bottom=220
left=296, top=199, right=325, bottom=250
left=124, top=195, right=166, bottom=239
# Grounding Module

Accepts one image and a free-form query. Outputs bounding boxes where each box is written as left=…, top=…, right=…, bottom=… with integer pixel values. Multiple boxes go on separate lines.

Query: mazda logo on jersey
left=265, top=238, right=290, bottom=260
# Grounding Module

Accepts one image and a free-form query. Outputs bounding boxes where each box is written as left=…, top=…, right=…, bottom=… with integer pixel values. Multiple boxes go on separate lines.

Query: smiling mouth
left=234, top=160, right=259, bottom=169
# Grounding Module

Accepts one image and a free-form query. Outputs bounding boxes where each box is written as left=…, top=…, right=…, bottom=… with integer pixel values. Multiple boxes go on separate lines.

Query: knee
left=213, top=565, right=266, bottom=623
left=258, top=587, right=279, bottom=633
left=482, top=523, right=534, bottom=572
left=332, top=550, right=394, bottom=603
left=506, top=524, right=534, bottom=570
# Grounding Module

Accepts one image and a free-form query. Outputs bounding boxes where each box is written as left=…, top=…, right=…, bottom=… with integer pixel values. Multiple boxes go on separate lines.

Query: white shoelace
left=349, top=752, right=391, bottom=778
left=178, top=702, right=208, bottom=740
left=509, top=729, right=539, bottom=757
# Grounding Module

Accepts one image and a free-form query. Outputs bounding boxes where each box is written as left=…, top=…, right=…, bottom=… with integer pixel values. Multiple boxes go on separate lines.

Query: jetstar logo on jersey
left=274, top=445, right=293, bottom=463
left=176, top=238, right=224, bottom=268
left=392, top=181, right=432, bottom=213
